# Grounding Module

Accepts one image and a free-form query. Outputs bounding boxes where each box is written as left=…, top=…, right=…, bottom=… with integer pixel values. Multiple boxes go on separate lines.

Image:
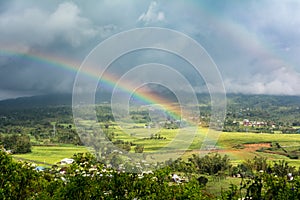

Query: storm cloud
left=1, top=0, right=300, bottom=99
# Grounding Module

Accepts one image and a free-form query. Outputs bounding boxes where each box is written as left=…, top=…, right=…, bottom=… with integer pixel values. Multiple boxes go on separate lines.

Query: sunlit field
left=13, top=145, right=88, bottom=166
left=12, top=123, right=300, bottom=168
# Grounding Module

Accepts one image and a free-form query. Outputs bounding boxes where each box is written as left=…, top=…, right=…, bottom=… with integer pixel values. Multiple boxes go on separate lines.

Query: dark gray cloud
left=1, top=0, right=300, bottom=100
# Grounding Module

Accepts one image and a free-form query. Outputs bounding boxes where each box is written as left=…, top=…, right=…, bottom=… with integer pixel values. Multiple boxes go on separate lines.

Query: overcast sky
left=1, top=0, right=300, bottom=100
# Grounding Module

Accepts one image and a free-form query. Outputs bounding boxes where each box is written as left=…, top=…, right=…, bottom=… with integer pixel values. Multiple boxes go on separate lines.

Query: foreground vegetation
left=2, top=150, right=300, bottom=199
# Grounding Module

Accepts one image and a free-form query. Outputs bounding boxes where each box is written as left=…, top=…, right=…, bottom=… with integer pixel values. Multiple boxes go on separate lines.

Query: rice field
left=13, top=124, right=300, bottom=167
left=13, top=145, right=89, bottom=166
left=111, top=125, right=300, bottom=166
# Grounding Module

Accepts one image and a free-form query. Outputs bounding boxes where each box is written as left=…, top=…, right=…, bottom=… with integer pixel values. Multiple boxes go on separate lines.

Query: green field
left=12, top=125, right=300, bottom=167
left=13, top=145, right=89, bottom=166
left=109, top=125, right=300, bottom=166
left=205, top=176, right=243, bottom=197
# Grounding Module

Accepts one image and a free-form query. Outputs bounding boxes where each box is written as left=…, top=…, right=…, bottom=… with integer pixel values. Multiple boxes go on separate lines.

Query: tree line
left=0, top=134, right=31, bottom=153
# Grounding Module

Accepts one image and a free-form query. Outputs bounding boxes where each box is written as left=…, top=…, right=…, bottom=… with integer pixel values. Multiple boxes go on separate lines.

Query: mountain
left=0, top=94, right=72, bottom=109
left=0, top=92, right=114, bottom=109
left=0, top=92, right=300, bottom=110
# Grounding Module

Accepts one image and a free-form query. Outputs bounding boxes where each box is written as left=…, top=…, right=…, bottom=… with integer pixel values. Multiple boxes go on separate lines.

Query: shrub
left=188, top=153, right=231, bottom=175
left=134, top=144, right=144, bottom=153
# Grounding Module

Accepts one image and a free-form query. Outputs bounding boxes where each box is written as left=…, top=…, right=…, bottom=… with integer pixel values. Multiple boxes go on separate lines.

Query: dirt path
left=187, top=142, right=271, bottom=155
left=243, top=143, right=271, bottom=151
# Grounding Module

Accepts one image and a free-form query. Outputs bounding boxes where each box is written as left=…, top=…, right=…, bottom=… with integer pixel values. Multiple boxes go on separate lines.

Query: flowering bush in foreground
left=0, top=151, right=209, bottom=199
left=1, top=150, right=300, bottom=199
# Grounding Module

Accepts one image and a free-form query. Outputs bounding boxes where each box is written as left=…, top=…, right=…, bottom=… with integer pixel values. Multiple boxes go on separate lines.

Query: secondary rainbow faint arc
left=0, top=50, right=183, bottom=120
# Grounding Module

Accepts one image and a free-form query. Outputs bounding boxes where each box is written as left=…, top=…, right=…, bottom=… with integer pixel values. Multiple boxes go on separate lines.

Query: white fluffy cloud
left=225, top=66, right=300, bottom=95
left=47, top=2, right=99, bottom=47
left=0, top=2, right=100, bottom=49
left=138, top=1, right=165, bottom=25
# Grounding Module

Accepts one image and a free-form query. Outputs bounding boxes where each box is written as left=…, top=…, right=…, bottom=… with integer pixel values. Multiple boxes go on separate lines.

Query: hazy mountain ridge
left=0, top=93, right=300, bottom=110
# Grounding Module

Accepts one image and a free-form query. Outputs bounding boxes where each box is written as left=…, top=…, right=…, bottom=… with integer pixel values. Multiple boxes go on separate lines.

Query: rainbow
left=2, top=2, right=296, bottom=157
left=2, top=5, right=294, bottom=150
left=0, top=49, right=184, bottom=120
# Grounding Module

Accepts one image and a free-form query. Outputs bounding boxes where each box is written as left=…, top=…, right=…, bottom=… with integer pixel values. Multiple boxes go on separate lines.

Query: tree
left=188, top=153, right=231, bottom=175
left=1, top=134, right=31, bottom=154
left=0, top=151, right=45, bottom=199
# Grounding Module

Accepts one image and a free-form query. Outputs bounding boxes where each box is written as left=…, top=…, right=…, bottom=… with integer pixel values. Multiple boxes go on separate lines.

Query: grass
left=218, top=132, right=300, bottom=147
left=109, top=125, right=300, bottom=166
left=13, top=123, right=300, bottom=167
left=215, top=132, right=300, bottom=166
left=205, top=176, right=242, bottom=197
left=13, top=145, right=89, bottom=166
